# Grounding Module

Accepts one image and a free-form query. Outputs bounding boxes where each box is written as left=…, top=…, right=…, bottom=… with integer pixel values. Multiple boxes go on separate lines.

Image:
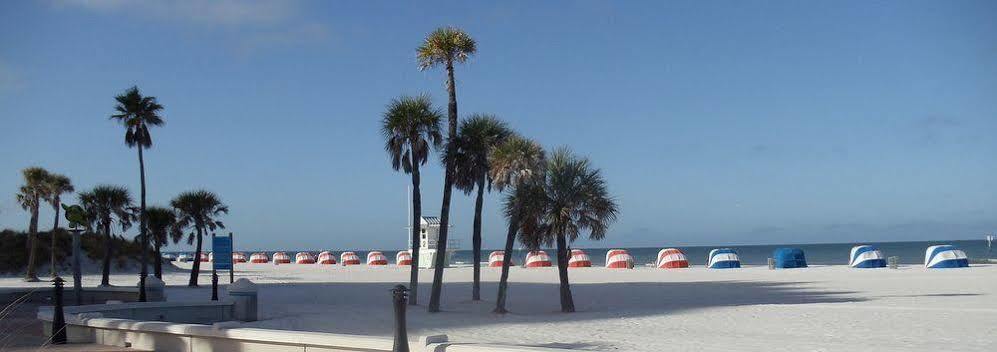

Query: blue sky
left=1, top=0, right=995, bottom=251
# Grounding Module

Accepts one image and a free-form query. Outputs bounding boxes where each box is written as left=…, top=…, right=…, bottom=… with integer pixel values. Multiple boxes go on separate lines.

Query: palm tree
left=171, top=190, right=228, bottom=287
left=145, top=206, right=177, bottom=280
left=487, top=137, right=546, bottom=313
left=111, top=85, right=165, bottom=301
left=16, top=167, right=50, bottom=282
left=448, top=115, right=512, bottom=301
left=417, top=26, right=477, bottom=313
left=381, top=95, right=444, bottom=305
left=524, top=148, right=619, bottom=313
left=44, top=173, right=74, bottom=277
left=78, top=185, right=134, bottom=286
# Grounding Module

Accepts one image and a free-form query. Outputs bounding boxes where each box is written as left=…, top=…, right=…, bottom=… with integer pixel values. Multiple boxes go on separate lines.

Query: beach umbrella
left=295, top=252, right=316, bottom=264
left=232, top=252, right=248, bottom=263
left=773, top=248, right=807, bottom=268
left=849, top=245, right=886, bottom=268
left=201, top=252, right=211, bottom=262
left=607, top=249, right=636, bottom=269
left=341, top=252, right=361, bottom=266
left=317, top=251, right=337, bottom=265
left=367, top=251, right=388, bottom=266
left=396, top=250, right=412, bottom=266
left=250, top=252, right=269, bottom=263
left=567, top=249, right=591, bottom=267
left=707, top=248, right=741, bottom=269
left=525, top=250, right=552, bottom=268
left=489, top=251, right=512, bottom=267
left=925, top=245, right=969, bottom=268
left=272, top=252, right=291, bottom=264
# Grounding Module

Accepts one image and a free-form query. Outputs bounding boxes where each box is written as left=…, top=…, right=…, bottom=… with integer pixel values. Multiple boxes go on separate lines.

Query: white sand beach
left=4, top=263, right=996, bottom=351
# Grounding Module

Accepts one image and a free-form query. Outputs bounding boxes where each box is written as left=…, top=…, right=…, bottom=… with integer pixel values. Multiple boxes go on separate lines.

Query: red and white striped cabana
left=396, top=250, right=412, bottom=266
left=250, top=252, right=269, bottom=263
left=232, top=252, right=248, bottom=263
left=656, top=248, right=689, bottom=269
left=367, top=251, right=388, bottom=266
left=341, top=252, right=361, bottom=266
left=525, top=250, right=552, bottom=268
left=606, top=249, right=635, bottom=269
left=295, top=252, right=316, bottom=264
left=568, top=249, right=592, bottom=267
left=317, top=251, right=337, bottom=264
left=201, top=252, right=211, bottom=262
left=489, top=251, right=512, bottom=267
left=272, top=252, right=291, bottom=264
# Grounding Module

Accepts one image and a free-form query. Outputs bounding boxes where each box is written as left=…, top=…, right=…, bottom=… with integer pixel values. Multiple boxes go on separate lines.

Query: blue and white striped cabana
left=924, top=245, right=969, bottom=268
left=849, top=245, right=886, bottom=268
left=707, top=248, right=741, bottom=269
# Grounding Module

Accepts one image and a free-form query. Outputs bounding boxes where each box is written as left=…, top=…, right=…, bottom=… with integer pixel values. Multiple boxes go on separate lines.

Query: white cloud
left=51, top=0, right=297, bottom=26
left=48, top=0, right=330, bottom=53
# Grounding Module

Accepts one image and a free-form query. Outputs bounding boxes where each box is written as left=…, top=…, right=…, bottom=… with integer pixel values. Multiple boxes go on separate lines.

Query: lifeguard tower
left=407, top=216, right=458, bottom=268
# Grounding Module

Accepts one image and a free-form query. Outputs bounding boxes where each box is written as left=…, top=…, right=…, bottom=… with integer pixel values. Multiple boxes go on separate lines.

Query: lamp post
left=391, top=285, right=409, bottom=352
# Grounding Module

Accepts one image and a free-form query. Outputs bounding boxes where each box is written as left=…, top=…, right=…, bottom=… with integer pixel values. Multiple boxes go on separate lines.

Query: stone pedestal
left=228, top=278, right=258, bottom=321
left=139, top=276, right=167, bottom=301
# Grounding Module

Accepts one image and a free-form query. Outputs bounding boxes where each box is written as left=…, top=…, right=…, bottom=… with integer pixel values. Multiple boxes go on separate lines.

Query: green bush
left=0, top=229, right=147, bottom=274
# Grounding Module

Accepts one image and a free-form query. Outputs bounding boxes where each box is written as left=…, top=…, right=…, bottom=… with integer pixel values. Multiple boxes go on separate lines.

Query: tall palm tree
left=487, top=137, right=546, bottom=313
left=448, top=115, right=512, bottom=301
left=44, top=173, right=74, bottom=277
left=145, top=206, right=177, bottom=280
left=381, top=95, right=444, bottom=305
left=171, top=190, right=228, bottom=287
left=524, top=148, right=619, bottom=313
left=417, top=26, right=477, bottom=313
left=16, top=167, right=50, bottom=282
left=78, top=185, right=135, bottom=286
left=111, top=85, right=165, bottom=301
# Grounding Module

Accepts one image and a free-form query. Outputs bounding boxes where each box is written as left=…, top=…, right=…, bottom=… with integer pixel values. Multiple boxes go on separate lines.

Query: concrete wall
left=0, top=286, right=163, bottom=304
left=38, top=302, right=577, bottom=352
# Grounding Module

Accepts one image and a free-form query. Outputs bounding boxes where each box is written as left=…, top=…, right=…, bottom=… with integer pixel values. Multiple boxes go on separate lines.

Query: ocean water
left=171, top=239, right=992, bottom=267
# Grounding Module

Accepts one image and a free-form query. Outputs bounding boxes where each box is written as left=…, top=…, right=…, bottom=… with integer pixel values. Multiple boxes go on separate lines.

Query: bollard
left=211, top=271, right=219, bottom=301
left=51, top=277, right=67, bottom=344
left=767, top=258, right=775, bottom=270
left=228, top=279, right=258, bottom=321
left=391, top=284, right=409, bottom=352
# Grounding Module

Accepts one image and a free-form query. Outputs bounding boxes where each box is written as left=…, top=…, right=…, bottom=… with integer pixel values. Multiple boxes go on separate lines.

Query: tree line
left=384, top=27, right=620, bottom=313
left=14, top=87, right=227, bottom=300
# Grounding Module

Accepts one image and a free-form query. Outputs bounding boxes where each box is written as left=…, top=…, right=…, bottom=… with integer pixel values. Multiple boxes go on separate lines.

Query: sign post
left=211, top=233, right=233, bottom=300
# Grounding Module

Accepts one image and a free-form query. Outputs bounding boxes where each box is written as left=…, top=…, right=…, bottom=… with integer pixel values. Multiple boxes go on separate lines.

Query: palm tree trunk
left=137, top=147, right=148, bottom=302
left=471, top=178, right=485, bottom=301
left=24, top=203, right=40, bottom=282
left=154, top=239, right=163, bottom=279
left=428, top=60, right=459, bottom=313
left=101, top=221, right=112, bottom=286
left=555, top=234, right=575, bottom=313
left=409, top=160, right=422, bottom=306
left=189, top=226, right=203, bottom=287
left=50, top=198, right=61, bottom=277
left=493, top=214, right=519, bottom=313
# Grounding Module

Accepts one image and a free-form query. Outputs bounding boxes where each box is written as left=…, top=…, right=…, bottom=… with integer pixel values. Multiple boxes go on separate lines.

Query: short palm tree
left=487, top=136, right=546, bottom=313
left=111, top=85, right=164, bottom=301
left=16, top=167, right=50, bottom=282
left=44, top=173, right=74, bottom=277
left=417, top=25, right=477, bottom=313
left=78, top=185, right=135, bottom=286
left=145, top=206, right=177, bottom=280
left=171, top=190, right=228, bottom=287
left=381, top=95, right=443, bottom=305
left=448, top=114, right=512, bottom=301
left=524, top=148, right=619, bottom=313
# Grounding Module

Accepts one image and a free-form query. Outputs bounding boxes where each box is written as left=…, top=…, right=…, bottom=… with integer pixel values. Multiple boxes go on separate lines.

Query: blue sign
left=212, top=236, right=233, bottom=270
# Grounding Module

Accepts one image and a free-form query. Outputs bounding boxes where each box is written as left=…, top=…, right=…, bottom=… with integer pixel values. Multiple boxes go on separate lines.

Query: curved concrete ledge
left=38, top=302, right=576, bottom=352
